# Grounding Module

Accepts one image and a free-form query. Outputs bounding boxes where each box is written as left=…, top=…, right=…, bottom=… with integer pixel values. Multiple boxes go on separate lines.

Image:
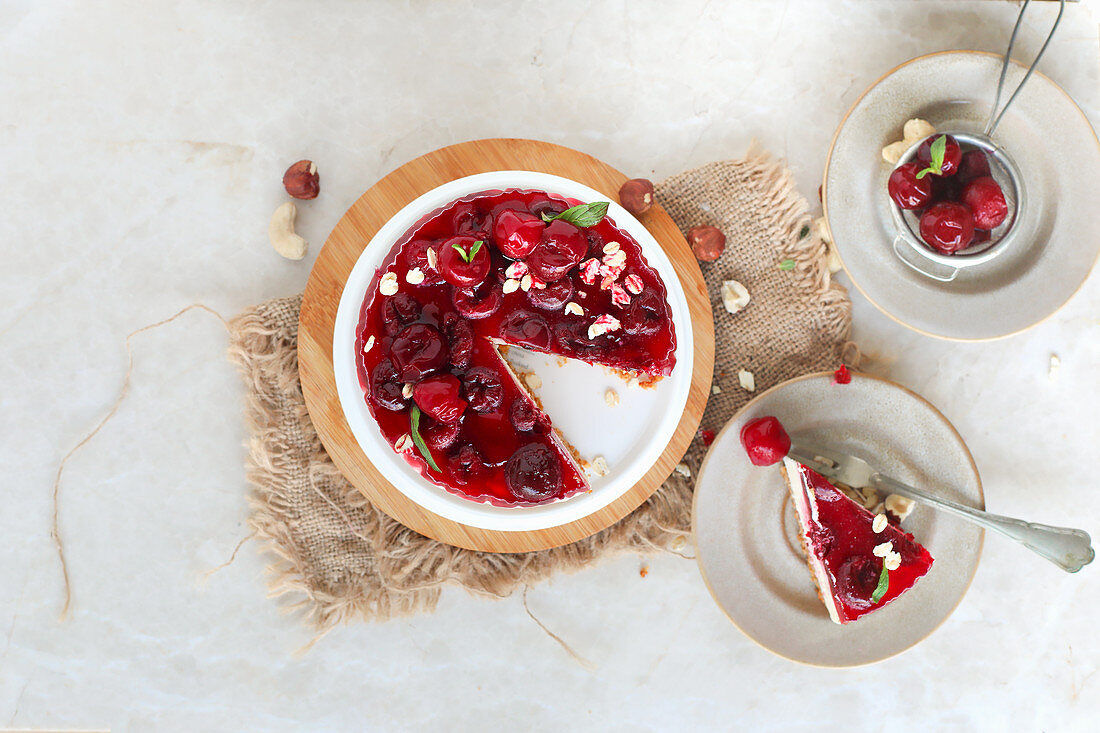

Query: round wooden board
left=299, top=138, right=714, bottom=552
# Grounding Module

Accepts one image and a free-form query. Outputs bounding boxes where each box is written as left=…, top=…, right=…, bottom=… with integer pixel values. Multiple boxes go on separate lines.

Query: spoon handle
left=870, top=473, right=1094, bottom=573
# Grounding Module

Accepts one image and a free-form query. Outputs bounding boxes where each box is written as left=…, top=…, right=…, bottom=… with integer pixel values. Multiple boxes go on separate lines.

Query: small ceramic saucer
left=692, top=372, right=984, bottom=667
left=824, top=51, right=1100, bottom=341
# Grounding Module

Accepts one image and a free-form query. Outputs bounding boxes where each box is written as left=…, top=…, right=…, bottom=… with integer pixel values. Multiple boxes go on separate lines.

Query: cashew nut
left=269, top=201, right=308, bottom=260
left=881, top=118, right=937, bottom=164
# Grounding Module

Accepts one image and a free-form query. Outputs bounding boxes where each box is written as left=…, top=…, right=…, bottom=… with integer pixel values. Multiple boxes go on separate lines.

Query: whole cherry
left=957, top=149, right=991, bottom=183
left=527, top=220, right=587, bottom=282
left=887, top=162, right=933, bottom=210
left=504, top=443, right=562, bottom=502
left=437, top=236, right=490, bottom=288
left=918, top=202, right=975, bottom=254
left=493, top=210, right=545, bottom=259
left=389, top=323, right=447, bottom=382
left=961, top=176, right=1008, bottom=230
left=740, top=416, right=791, bottom=466
left=915, top=134, right=962, bottom=177
left=413, top=374, right=467, bottom=425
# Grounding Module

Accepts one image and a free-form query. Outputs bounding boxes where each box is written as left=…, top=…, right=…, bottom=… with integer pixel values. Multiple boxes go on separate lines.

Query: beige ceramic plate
left=824, top=51, right=1100, bottom=341
left=692, top=372, right=984, bottom=667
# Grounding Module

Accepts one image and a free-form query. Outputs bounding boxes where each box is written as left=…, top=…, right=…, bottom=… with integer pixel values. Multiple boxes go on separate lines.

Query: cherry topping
left=961, top=176, right=1008, bottom=230
left=443, top=317, right=474, bottom=369
left=887, top=162, right=933, bottom=210
left=450, top=443, right=484, bottom=486
left=493, top=209, right=545, bottom=259
left=918, top=202, right=974, bottom=254
left=451, top=283, right=502, bottom=320
left=402, top=239, right=444, bottom=284
left=527, top=220, right=587, bottom=282
left=957, top=149, right=991, bottom=183
left=381, top=292, right=421, bottom=335
left=369, top=358, right=407, bottom=412
left=422, top=418, right=461, bottom=451
left=504, top=443, right=562, bottom=502
left=700, top=429, right=716, bottom=447
left=740, top=416, right=791, bottom=466
left=462, top=367, right=504, bottom=413
left=915, top=134, right=962, bottom=177
left=437, top=235, right=491, bottom=288
left=834, top=555, right=880, bottom=610
left=501, top=311, right=553, bottom=350
left=413, top=374, right=467, bottom=424
left=553, top=321, right=599, bottom=355
left=833, top=364, right=852, bottom=385
left=623, top=290, right=664, bottom=336
left=510, top=398, right=549, bottom=432
left=527, top=278, right=574, bottom=310
left=450, top=203, right=492, bottom=239
left=389, top=323, right=447, bottom=382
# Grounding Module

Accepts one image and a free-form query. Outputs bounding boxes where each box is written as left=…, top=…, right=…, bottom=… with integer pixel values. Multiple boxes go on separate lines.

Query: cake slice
left=782, top=457, right=934, bottom=624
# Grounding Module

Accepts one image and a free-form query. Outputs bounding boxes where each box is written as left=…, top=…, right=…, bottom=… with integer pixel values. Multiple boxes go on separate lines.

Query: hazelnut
left=282, top=159, right=319, bottom=200
left=618, top=178, right=655, bottom=215
left=688, top=225, right=725, bottom=262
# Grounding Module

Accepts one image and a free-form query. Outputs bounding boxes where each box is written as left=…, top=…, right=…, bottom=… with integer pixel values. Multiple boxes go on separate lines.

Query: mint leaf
left=451, top=242, right=471, bottom=263
left=469, top=240, right=483, bottom=259
left=870, top=562, right=890, bottom=604
left=541, top=201, right=609, bottom=228
left=915, top=135, right=946, bottom=179
left=409, top=405, right=441, bottom=473
left=778, top=259, right=796, bottom=271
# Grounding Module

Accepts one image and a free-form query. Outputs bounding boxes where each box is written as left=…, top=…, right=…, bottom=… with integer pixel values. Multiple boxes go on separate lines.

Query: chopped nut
left=362, top=335, right=375, bottom=354
left=425, top=247, right=438, bottom=269
left=604, top=388, right=620, bottom=407
left=502, top=278, right=521, bottom=294
left=884, top=551, right=902, bottom=571
left=564, top=302, right=584, bottom=316
left=401, top=383, right=414, bottom=398
left=721, top=280, right=751, bottom=314
left=738, top=369, right=755, bottom=392
left=394, top=434, right=414, bottom=452
left=711, top=384, right=722, bottom=395
left=623, top=274, right=644, bottom=295
left=674, top=462, right=691, bottom=478
left=282, top=160, right=319, bottom=200
left=378, top=272, right=399, bottom=296
left=579, top=258, right=601, bottom=285
left=872, top=541, right=893, bottom=558
left=590, top=455, right=610, bottom=477
left=524, top=373, right=542, bottom=390
left=588, top=314, right=621, bottom=339
left=505, top=261, right=529, bottom=279
left=814, top=217, right=843, bottom=274
left=884, top=494, right=915, bottom=522
left=903, top=118, right=936, bottom=141
left=602, top=241, right=621, bottom=255
left=268, top=202, right=308, bottom=260
left=872, top=514, right=888, bottom=533
left=405, top=268, right=425, bottom=285
left=626, top=377, right=640, bottom=389
left=609, top=283, right=631, bottom=307
left=520, top=274, right=533, bottom=292
left=861, top=488, right=880, bottom=510
left=881, top=140, right=911, bottom=165
left=602, top=249, right=627, bottom=269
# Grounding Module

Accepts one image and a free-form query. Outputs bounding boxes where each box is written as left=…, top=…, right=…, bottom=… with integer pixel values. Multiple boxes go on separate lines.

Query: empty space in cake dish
left=332, top=170, right=694, bottom=532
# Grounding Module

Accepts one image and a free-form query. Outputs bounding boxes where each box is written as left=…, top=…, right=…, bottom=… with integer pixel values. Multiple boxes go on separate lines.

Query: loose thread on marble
left=52, top=303, right=229, bottom=622
left=522, top=585, right=596, bottom=672
left=200, top=531, right=257, bottom=585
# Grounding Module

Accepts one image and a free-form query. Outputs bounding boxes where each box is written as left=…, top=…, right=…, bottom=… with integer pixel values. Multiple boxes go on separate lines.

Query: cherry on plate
left=438, top=236, right=491, bottom=288
left=961, top=176, right=1008, bottom=230
left=504, top=443, right=562, bottom=502
left=413, top=374, right=467, bottom=424
left=493, top=209, right=545, bottom=259
left=915, top=134, right=962, bottom=177
left=739, top=416, right=791, bottom=466
left=887, top=162, right=933, bottom=210
left=918, top=202, right=975, bottom=254
left=389, top=323, right=447, bottom=382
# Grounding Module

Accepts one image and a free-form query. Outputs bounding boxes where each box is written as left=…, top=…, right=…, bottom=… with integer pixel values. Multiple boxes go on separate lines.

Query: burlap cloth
left=227, top=151, right=851, bottom=630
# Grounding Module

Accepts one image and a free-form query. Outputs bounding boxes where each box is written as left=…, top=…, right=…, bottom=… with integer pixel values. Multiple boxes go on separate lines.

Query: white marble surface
left=2, top=1, right=1098, bottom=730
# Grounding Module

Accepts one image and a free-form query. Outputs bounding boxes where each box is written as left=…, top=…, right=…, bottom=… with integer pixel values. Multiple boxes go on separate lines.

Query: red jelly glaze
left=740, top=416, right=791, bottom=466
left=356, top=189, right=677, bottom=506
left=833, top=364, right=851, bottom=385
left=794, top=464, right=934, bottom=623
